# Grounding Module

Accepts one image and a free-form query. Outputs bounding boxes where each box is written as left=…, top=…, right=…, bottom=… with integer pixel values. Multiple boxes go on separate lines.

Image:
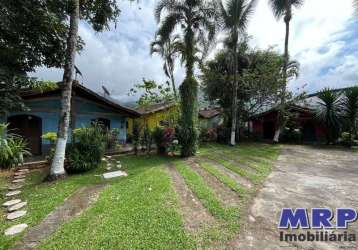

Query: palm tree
left=269, top=0, right=304, bottom=143
left=342, top=86, right=358, bottom=147
left=150, top=34, right=180, bottom=100
left=155, top=0, right=217, bottom=156
left=316, top=88, right=342, bottom=145
left=49, top=0, right=79, bottom=180
left=218, top=0, right=257, bottom=146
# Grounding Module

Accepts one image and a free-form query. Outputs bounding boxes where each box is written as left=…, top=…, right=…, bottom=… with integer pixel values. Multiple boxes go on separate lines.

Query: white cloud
left=32, top=0, right=358, bottom=102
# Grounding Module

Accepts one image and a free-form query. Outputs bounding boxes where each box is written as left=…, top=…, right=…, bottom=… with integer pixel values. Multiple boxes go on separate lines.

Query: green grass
left=37, top=156, right=195, bottom=250
left=0, top=165, right=107, bottom=250
left=197, top=161, right=248, bottom=196
left=199, top=143, right=280, bottom=185
left=174, top=161, right=240, bottom=246
left=0, top=142, right=280, bottom=249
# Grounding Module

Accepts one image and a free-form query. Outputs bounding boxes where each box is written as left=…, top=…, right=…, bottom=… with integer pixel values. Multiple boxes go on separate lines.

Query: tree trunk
left=48, top=0, right=79, bottom=180
left=169, top=66, right=178, bottom=100
left=230, top=47, right=238, bottom=146
left=179, top=27, right=199, bottom=157
left=273, top=14, right=290, bottom=143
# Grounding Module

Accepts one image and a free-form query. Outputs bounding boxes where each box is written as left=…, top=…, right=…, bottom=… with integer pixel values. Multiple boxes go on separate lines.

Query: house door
left=8, top=115, right=42, bottom=155
left=302, top=122, right=317, bottom=142
left=263, top=121, right=275, bottom=140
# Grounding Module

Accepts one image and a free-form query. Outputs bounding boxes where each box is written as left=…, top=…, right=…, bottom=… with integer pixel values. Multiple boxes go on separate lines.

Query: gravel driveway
left=234, top=145, right=358, bottom=250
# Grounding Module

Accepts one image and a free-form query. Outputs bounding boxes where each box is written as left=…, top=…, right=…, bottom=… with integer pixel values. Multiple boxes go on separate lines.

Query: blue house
left=3, top=81, right=139, bottom=156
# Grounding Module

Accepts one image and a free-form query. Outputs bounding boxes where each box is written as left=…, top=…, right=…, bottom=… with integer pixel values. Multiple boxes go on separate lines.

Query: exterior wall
left=127, top=106, right=176, bottom=135
left=199, top=115, right=224, bottom=130
left=6, top=95, right=129, bottom=155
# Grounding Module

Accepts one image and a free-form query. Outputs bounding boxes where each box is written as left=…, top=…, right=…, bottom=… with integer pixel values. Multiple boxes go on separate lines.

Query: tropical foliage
left=66, top=123, right=108, bottom=173
left=150, top=34, right=181, bottom=99
left=154, top=0, right=217, bottom=156
left=341, top=86, right=358, bottom=147
left=0, top=123, right=30, bottom=169
left=316, top=88, right=342, bottom=144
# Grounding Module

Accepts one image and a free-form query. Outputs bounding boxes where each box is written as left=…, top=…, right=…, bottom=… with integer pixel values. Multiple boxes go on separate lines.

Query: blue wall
left=6, top=96, right=128, bottom=154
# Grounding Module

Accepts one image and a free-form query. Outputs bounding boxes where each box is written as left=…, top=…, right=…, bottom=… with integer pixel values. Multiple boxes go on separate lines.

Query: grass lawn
left=0, top=142, right=280, bottom=249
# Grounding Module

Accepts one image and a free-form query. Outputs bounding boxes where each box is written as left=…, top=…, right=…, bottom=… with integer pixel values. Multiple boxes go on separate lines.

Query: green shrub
left=132, top=120, right=141, bottom=155
left=0, top=123, right=30, bottom=169
left=141, top=125, right=153, bottom=154
left=152, top=127, right=166, bottom=154
left=340, top=132, right=356, bottom=147
left=42, top=132, right=57, bottom=163
left=66, top=124, right=107, bottom=173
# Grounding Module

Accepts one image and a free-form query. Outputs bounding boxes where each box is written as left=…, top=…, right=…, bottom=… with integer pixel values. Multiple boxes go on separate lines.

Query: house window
left=91, top=118, right=111, bottom=130
left=159, top=120, right=169, bottom=126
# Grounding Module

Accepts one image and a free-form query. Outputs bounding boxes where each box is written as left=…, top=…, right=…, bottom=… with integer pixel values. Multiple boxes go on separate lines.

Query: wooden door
left=8, top=115, right=42, bottom=155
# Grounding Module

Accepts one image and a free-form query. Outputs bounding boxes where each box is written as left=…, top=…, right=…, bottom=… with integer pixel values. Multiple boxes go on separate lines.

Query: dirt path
left=167, top=163, right=215, bottom=234
left=13, top=184, right=106, bottom=250
left=186, top=159, right=240, bottom=207
left=231, top=145, right=358, bottom=250
left=197, top=157, right=253, bottom=189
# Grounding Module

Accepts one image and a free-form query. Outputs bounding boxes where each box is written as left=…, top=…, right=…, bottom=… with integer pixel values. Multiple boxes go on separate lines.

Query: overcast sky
left=32, top=0, right=358, bottom=103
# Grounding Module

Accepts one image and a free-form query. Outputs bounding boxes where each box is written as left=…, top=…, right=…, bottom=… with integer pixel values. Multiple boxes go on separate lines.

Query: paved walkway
left=232, top=145, right=358, bottom=250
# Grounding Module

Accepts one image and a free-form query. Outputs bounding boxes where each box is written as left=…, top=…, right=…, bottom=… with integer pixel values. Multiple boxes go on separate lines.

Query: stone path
left=102, top=156, right=126, bottom=179
left=13, top=184, right=105, bottom=250
left=3, top=167, right=29, bottom=236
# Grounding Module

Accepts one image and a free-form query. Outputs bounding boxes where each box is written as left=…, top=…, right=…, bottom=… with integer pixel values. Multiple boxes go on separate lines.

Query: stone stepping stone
left=8, top=185, right=23, bottom=191
left=103, top=170, right=128, bottom=179
left=8, top=202, right=27, bottom=212
left=4, top=224, right=28, bottom=236
left=14, top=172, right=26, bottom=176
left=7, top=210, right=27, bottom=220
left=3, top=199, right=21, bottom=207
left=14, top=175, right=26, bottom=179
left=17, top=169, right=29, bottom=173
left=12, top=179, right=25, bottom=183
left=6, top=190, right=21, bottom=197
left=106, top=167, right=112, bottom=171
left=116, top=164, right=122, bottom=169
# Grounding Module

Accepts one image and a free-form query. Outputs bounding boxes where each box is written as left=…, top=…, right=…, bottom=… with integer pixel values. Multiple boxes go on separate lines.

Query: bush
left=200, top=128, right=218, bottom=142
left=42, top=132, right=57, bottom=163
left=0, top=123, right=30, bottom=169
left=107, top=128, right=120, bottom=150
left=132, top=121, right=141, bottom=155
left=216, top=126, right=231, bottom=144
left=152, top=127, right=175, bottom=155
left=339, top=132, right=357, bottom=147
left=66, top=124, right=107, bottom=173
left=141, top=125, right=153, bottom=154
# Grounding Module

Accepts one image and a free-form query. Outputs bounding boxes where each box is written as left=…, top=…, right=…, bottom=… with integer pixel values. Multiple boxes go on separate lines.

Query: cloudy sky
left=32, top=0, right=358, bottom=103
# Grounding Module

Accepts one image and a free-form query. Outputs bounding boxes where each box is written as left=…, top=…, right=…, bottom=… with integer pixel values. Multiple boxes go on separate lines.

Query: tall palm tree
left=269, top=0, right=304, bottom=143
left=218, top=0, right=257, bottom=146
left=49, top=0, right=79, bottom=180
left=316, top=88, right=342, bottom=145
left=150, top=34, right=180, bottom=100
left=155, top=0, right=217, bottom=156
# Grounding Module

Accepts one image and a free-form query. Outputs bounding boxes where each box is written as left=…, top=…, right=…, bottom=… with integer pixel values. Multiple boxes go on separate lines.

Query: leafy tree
left=0, top=0, right=83, bottom=114
left=316, top=88, right=342, bottom=144
left=269, top=0, right=304, bottom=143
left=342, top=86, right=358, bottom=147
left=155, top=0, right=217, bottom=156
left=201, top=47, right=284, bottom=131
left=49, top=0, right=120, bottom=180
left=150, top=34, right=181, bottom=100
left=218, top=0, right=257, bottom=145
left=129, top=78, right=175, bottom=109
